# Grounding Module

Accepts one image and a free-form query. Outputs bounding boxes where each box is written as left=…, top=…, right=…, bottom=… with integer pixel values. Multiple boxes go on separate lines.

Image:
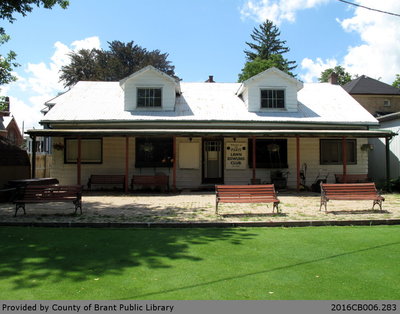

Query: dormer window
left=137, top=88, right=162, bottom=108
left=261, top=89, right=285, bottom=109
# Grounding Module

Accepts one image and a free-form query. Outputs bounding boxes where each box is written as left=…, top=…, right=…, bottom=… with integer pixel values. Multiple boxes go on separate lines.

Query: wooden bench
left=320, top=182, right=384, bottom=213
left=215, top=184, right=280, bottom=215
left=87, top=175, right=126, bottom=190
left=131, top=175, right=169, bottom=192
left=335, top=174, right=370, bottom=183
left=14, top=185, right=83, bottom=217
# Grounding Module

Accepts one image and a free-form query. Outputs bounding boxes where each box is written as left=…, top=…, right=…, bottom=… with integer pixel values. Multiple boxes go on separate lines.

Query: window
left=320, top=139, right=356, bottom=165
left=137, top=88, right=162, bottom=108
left=65, top=138, right=102, bottom=163
left=248, top=139, right=288, bottom=168
left=179, top=142, right=200, bottom=169
left=261, top=89, right=285, bottom=109
left=384, top=99, right=391, bottom=107
left=136, top=137, right=173, bottom=167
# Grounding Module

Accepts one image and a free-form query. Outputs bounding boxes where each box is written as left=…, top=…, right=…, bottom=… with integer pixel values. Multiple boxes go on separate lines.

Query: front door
left=203, top=140, right=223, bottom=184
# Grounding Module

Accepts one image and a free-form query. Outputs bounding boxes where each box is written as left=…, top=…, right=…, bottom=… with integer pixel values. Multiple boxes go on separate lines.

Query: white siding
left=51, top=137, right=135, bottom=188
left=50, top=136, right=370, bottom=190
left=245, top=72, right=299, bottom=112
left=124, top=70, right=176, bottom=111
left=222, top=137, right=369, bottom=188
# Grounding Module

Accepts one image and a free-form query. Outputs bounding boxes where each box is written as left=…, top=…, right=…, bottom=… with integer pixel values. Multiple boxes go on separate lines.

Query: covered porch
left=26, top=127, right=395, bottom=192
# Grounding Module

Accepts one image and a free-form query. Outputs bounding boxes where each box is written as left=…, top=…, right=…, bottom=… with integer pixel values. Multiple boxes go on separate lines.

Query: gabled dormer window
left=137, top=88, right=162, bottom=108
left=261, top=89, right=285, bottom=109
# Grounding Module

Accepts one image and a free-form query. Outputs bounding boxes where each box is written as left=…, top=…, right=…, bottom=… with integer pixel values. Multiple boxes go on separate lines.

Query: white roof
left=42, top=80, right=378, bottom=125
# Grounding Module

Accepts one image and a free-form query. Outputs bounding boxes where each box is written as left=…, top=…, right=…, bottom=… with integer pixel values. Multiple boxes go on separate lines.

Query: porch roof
left=25, top=128, right=395, bottom=138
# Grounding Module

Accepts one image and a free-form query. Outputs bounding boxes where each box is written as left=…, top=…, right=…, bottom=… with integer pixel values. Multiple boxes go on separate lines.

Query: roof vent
left=205, top=75, right=215, bottom=83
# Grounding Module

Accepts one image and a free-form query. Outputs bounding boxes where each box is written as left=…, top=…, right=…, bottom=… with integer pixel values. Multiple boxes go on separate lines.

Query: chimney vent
left=205, top=75, right=215, bottom=83
left=328, top=72, right=338, bottom=85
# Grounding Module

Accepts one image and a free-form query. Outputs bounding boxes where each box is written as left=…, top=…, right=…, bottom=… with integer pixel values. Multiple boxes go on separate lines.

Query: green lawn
left=0, top=226, right=399, bottom=300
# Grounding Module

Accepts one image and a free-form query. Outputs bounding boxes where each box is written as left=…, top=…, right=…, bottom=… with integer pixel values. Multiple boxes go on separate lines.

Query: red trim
left=296, top=136, right=300, bottom=192
left=252, top=136, right=256, bottom=182
left=77, top=136, right=81, bottom=185
left=125, top=136, right=129, bottom=193
left=342, top=136, right=347, bottom=183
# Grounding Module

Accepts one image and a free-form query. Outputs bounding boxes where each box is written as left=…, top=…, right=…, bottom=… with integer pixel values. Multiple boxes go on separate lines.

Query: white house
left=26, top=66, right=394, bottom=191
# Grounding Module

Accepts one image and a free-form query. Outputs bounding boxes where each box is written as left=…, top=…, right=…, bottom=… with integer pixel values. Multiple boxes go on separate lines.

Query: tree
left=244, top=20, right=296, bottom=70
left=319, top=66, right=352, bottom=85
left=392, top=74, right=400, bottom=89
left=60, top=41, right=177, bottom=88
left=0, top=0, right=69, bottom=23
left=238, top=19, right=296, bottom=81
left=238, top=56, right=293, bottom=82
left=0, top=0, right=69, bottom=86
left=0, top=34, right=19, bottom=85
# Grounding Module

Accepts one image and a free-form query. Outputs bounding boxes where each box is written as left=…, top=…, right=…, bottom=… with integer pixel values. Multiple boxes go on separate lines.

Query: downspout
left=385, top=136, right=392, bottom=192
left=30, top=135, right=37, bottom=179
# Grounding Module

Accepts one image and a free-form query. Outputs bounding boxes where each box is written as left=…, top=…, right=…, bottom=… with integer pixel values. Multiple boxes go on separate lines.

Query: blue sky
left=1, top=0, right=400, bottom=130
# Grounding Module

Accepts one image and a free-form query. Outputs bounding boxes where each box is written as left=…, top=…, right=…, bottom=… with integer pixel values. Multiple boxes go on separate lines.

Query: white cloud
left=6, top=36, right=101, bottom=130
left=300, top=57, right=338, bottom=82
left=71, top=36, right=101, bottom=51
left=339, top=0, right=400, bottom=82
left=240, top=0, right=330, bottom=25
left=301, top=0, right=400, bottom=83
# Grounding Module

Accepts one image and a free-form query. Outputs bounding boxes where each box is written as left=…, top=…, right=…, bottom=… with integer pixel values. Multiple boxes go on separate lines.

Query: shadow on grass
left=121, top=240, right=400, bottom=299
left=0, top=227, right=257, bottom=291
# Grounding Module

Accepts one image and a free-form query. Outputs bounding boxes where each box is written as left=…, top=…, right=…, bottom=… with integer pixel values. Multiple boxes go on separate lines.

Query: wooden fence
left=29, top=154, right=52, bottom=178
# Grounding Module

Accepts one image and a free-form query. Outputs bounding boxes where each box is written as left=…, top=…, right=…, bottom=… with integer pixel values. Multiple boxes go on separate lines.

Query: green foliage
left=319, top=66, right=352, bottom=85
left=0, top=96, right=9, bottom=111
left=239, top=19, right=297, bottom=81
left=0, top=0, right=69, bottom=24
left=392, top=74, right=400, bottom=89
left=0, top=0, right=69, bottom=86
left=60, top=41, right=177, bottom=88
left=238, top=56, right=293, bottom=82
left=0, top=34, right=19, bottom=85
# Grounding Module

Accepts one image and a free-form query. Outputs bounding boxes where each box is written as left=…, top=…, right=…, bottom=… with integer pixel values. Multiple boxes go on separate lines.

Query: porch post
left=125, top=136, right=129, bottom=193
left=77, top=136, right=82, bottom=185
left=385, top=136, right=391, bottom=192
left=252, top=136, right=256, bottom=182
left=342, top=136, right=347, bottom=183
left=172, top=135, right=177, bottom=192
left=296, top=136, right=300, bottom=192
left=30, top=135, right=37, bottom=179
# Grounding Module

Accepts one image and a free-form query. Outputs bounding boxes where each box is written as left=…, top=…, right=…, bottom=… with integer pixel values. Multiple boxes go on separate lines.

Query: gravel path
left=0, top=191, right=399, bottom=225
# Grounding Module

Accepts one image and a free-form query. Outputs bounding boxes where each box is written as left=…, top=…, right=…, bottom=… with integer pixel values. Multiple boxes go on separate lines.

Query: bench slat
left=320, top=183, right=384, bottom=212
left=87, top=175, right=125, bottom=190
left=14, top=185, right=83, bottom=216
left=215, top=184, right=280, bottom=215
